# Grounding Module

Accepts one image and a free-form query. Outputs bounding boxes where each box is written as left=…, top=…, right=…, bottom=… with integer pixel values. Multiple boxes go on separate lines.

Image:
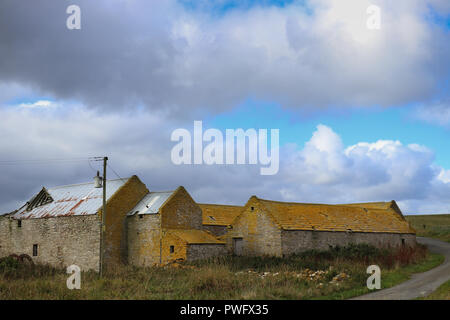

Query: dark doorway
left=233, top=238, right=243, bottom=256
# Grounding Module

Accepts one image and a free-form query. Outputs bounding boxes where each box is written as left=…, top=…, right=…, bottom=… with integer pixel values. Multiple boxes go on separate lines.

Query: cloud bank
left=0, top=104, right=449, bottom=214
left=0, top=0, right=448, bottom=116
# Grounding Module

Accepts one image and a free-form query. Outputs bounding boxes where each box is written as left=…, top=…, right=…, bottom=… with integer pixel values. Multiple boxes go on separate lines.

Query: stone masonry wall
left=161, top=230, right=188, bottom=264
left=186, top=244, right=227, bottom=261
left=127, top=214, right=161, bottom=266
left=160, top=187, right=203, bottom=230
left=226, top=198, right=282, bottom=256
left=0, top=214, right=100, bottom=271
left=100, top=175, right=149, bottom=267
left=281, top=230, right=416, bottom=255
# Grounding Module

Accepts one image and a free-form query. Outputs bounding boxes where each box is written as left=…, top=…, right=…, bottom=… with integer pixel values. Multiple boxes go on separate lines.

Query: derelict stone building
left=225, top=196, right=416, bottom=256
left=0, top=176, right=416, bottom=271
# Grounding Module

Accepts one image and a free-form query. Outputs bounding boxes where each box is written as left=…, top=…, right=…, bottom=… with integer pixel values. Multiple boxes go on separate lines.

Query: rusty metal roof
left=127, top=191, right=175, bottom=215
left=12, top=178, right=130, bottom=219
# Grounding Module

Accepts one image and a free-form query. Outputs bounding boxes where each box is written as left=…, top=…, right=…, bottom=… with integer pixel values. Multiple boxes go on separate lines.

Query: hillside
left=405, top=214, right=450, bottom=243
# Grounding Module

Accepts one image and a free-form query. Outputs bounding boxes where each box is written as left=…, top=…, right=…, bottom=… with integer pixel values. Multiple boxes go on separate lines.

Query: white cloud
left=0, top=104, right=449, bottom=215
left=413, top=100, right=450, bottom=126
left=279, top=124, right=449, bottom=212
left=17, top=100, right=56, bottom=109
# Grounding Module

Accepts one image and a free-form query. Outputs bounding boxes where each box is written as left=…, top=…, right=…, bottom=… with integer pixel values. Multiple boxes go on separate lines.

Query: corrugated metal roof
left=13, top=178, right=129, bottom=219
left=127, top=191, right=175, bottom=215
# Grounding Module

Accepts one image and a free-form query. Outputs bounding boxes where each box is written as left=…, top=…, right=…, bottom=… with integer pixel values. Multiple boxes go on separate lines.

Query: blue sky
left=197, top=0, right=450, bottom=168
left=208, top=100, right=450, bottom=168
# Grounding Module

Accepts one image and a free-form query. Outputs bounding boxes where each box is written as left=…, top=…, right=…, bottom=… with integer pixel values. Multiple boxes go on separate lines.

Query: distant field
left=405, top=214, right=450, bottom=243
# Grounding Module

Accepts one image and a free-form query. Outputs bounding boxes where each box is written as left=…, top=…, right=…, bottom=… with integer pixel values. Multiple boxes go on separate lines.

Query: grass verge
left=316, top=252, right=444, bottom=299
left=420, top=280, right=450, bottom=300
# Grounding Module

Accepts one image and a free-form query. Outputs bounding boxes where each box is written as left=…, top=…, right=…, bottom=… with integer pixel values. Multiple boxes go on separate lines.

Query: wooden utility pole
left=100, top=156, right=108, bottom=277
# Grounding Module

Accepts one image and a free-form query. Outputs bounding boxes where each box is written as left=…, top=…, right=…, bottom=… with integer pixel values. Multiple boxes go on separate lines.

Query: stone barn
left=225, top=196, right=416, bottom=257
left=199, top=203, right=244, bottom=236
left=126, top=186, right=226, bottom=266
left=0, top=175, right=148, bottom=271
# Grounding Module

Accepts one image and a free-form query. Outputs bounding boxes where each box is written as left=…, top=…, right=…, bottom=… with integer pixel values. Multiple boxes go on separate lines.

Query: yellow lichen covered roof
left=199, top=203, right=244, bottom=226
left=342, top=202, right=393, bottom=210
left=255, top=198, right=415, bottom=234
left=166, top=229, right=226, bottom=244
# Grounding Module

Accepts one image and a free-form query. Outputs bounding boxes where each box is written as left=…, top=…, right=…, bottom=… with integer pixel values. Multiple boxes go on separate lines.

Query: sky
left=0, top=0, right=449, bottom=215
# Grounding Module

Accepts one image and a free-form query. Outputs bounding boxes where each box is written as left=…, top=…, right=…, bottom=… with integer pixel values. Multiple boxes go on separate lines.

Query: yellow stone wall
left=99, top=175, right=149, bottom=267
left=127, top=214, right=162, bottom=266
left=126, top=187, right=204, bottom=266
left=160, top=187, right=202, bottom=230
left=160, top=230, right=188, bottom=264
left=226, top=197, right=282, bottom=256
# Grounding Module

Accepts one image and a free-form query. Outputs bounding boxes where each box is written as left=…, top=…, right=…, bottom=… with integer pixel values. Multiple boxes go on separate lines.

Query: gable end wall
left=160, top=187, right=202, bottom=230
left=226, top=200, right=282, bottom=256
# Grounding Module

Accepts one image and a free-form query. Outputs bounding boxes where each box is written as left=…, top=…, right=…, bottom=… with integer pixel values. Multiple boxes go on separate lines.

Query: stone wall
left=161, top=230, right=188, bottom=264
left=126, top=214, right=161, bottom=266
left=0, top=214, right=100, bottom=271
left=226, top=197, right=282, bottom=256
left=0, top=216, right=11, bottom=256
left=281, top=230, right=416, bottom=255
left=186, top=244, right=227, bottom=261
left=100, top=175, right=149, bottom=267
left=160, top=187, right=203, bottom=230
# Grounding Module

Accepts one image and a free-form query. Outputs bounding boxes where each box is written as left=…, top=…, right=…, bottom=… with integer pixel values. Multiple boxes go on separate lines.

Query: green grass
left=315, top=252, right=444, bottom=300
left=405, top=214, right=450, bottom=243
left=420, top=280, right=450, bottom=300
left=0, top=243, right=443, bottom=300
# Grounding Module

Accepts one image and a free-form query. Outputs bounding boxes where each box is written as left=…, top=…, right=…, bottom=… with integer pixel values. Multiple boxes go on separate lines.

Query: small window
left=32, top=244, right=38, bottom=256
left=170, top=245, right=174, bottom=253
left=250, top=207, right=254, bottom=211
left=139, top=214, right=143, bottom=219
left=17, top=220, right=22, bottom=228
left=401, top=239, right=406, bottom=246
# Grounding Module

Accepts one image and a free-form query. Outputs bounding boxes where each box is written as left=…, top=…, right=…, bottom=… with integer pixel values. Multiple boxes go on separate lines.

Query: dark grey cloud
left=0, top=0, right=449, bottom=117
left=0, top=0, right=184, bottom=112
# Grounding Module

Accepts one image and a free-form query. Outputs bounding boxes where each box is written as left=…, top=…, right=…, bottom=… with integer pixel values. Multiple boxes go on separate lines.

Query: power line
left=107, top=163, right=127, bottom=183
left=0, top=157, right=106, bottom=166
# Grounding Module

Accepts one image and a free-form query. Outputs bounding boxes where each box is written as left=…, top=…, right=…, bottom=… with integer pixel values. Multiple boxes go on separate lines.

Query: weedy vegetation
left=0, top=243, right=443, bottom=300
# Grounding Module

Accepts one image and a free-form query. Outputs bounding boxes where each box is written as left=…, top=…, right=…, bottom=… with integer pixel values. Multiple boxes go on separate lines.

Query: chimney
left=94, top=171, right=102, bottom=188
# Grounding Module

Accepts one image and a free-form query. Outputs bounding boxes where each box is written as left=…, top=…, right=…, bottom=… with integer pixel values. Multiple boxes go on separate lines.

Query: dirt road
left=351, top=237, right=450, bottom=300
